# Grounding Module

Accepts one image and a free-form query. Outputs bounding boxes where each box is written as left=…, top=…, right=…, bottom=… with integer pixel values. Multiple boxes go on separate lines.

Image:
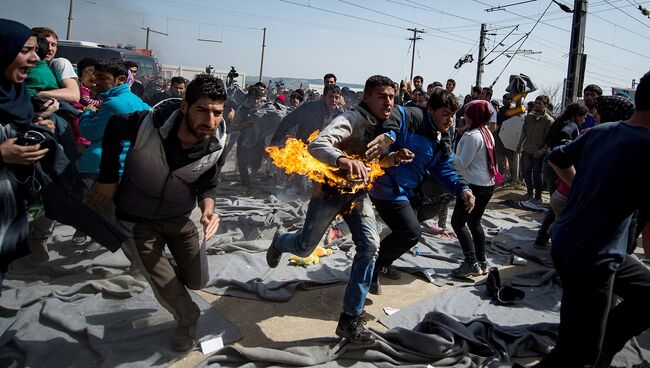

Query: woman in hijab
left=451, top=99, right=500, bottom=278
left=0, top=18, right=49, bottom=289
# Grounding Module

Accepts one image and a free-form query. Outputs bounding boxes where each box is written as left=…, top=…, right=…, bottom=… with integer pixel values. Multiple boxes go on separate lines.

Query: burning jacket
left=307, top=103, right=399, bottom=167
left=369, top=106, right=468, bottom=202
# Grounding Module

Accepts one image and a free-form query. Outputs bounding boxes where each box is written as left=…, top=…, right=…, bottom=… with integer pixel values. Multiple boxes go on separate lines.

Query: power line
left=336, top=0, right=477, bottom=45
left=488, top=0, right=553, bottom=88
left=482, top=25, right=519, bottom=61
left=602, top=0, right=650, bottom=28
left=279, top=0, right=404, bottom=30
left=473, top=0, right=650, bottom=60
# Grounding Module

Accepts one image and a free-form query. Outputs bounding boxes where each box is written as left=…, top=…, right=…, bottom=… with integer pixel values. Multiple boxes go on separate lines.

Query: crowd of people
left=1, top=17, right=650, bottom=367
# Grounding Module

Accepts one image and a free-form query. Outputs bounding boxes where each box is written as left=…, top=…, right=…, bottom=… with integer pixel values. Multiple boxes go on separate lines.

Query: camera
left=15, top=130, right=46, bottom=146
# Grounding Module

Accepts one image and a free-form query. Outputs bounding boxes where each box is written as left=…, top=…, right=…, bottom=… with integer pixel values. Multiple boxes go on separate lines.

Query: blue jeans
left=274, top=188, right=379, bottom=316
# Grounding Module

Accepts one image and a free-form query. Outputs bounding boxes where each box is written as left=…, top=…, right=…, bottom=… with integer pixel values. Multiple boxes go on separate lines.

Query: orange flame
left=265, top=130, right=384, bottom=193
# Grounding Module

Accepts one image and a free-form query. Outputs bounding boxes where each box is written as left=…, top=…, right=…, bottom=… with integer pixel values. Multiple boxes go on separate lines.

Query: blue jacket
left=78, top=83, right=150, bottom=174
left=370, top=106, right=468, bottom=202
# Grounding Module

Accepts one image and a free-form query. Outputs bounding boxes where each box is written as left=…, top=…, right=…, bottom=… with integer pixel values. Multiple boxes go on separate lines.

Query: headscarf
left=0, top=18, right=35, bottom=127
left=594, top=95, right=635, bottom=123
left=464, top=99, right=501, bottom=183
left=463, top=99, right=494, bottom=130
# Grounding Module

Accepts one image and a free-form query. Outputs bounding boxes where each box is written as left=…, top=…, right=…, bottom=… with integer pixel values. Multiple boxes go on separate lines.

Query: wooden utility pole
left=476, top=23, right=488, bottom=87
left=66, top=0, right=74, bottom=40
left=407, top=28, right=424, bottom=81
left=141, top=27, right=168, bottom=51
left=258, top=27, right=266, bottom=83
left=565, top=0, right=588, bottom=102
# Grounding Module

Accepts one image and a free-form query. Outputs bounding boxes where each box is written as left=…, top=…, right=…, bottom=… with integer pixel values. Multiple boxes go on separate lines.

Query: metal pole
left=258, top=27, right=266, bottom=83
left=407, top=28, right=424, bottom=81
left=565, top=0, right=588, bottom=102
left=476, top=23, right=487, bottom=87
left=66, top=0, right=74, bottom=40
left=140, top=27, right=167, bottom=51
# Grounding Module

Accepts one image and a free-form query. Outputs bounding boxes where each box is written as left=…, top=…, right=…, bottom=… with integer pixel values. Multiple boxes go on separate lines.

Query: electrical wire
left=602, top=0, right=650, bottom=28
left=482, top=25, right=519, bottom=61
left=489, top=0, right=553, bottom=88
left=473, top=0, right=650, bottom=60
left=336, top=0, right=478, bottom=45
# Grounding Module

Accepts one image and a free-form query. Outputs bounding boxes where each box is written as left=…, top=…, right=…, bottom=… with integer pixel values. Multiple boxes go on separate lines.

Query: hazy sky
left=4, top=0, right=649, bottom=98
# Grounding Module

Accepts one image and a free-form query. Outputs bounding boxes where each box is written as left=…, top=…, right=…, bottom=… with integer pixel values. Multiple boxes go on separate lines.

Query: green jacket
left=25, top=60, right=59, bottom=97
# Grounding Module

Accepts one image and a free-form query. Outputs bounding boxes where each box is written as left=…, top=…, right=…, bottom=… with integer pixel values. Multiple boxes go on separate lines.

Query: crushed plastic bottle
left=410, top=245, right=420, bottom=256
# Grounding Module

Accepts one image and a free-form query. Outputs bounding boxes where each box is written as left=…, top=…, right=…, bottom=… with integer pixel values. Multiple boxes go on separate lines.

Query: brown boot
left=171, top=303, right=200, bottom=352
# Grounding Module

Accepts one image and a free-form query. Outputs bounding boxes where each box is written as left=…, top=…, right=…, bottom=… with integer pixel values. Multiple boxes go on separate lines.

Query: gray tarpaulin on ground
left=0, top=224, right=241, bottom=368
left=201, top=177, right=551, bottom=300
left=381, top=268, right=650, bottom=367
left=196, top=268, right=649, bottom=368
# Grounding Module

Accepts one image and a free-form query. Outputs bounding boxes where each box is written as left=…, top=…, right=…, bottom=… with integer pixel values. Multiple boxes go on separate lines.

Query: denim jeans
left=274, top=187, right=379, bottom=316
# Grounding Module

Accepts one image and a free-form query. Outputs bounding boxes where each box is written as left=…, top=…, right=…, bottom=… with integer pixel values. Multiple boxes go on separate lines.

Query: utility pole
left=476, top=23, right=488, bottom=87
left=565, top=0, right=588, bottom=103
left=140, top=27, right=168, bottom=51
left=258, top=27, right=267, bottom=83
left=66, top=0, right=74, bottom=40
left=407, top=28, right=424, bottom=81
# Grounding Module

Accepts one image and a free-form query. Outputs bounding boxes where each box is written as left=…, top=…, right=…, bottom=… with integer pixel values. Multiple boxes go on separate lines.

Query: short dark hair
left=535, top=95, right=550, bottom=105
left=635, top=71, right=650, bottom=111
left=94, top=58, right=127, bottom=79
left=323, top=84, right=341, bottom=96
left=503, top=93, right=512, bottom=100
left=35, top=34, right=50, bottom=60
left=253, top=81, right=266, bottom=89
left=482, top=87, right=493, bottom=99
left=77, top=57, right=98, bottom=75
left=432, top=81, right=443, bottom=88
left=583, top=84, right=603, bottom=96
left=427, top=88, right=460, bottom=112
left=324, top=73, right=337, bottom=82
left=414, top=75, right=424, bottom=83
left=447, top=79, right=456, bottom=87
left=170, top=76, right=186, bottom=86
left=32, top=27, right=58, bottom=40
left=364, top=75, right=395, bottom=94
left=471, top=86, right=482, bottom=95
left=247, top=85, right=262, bottom=97
left=124, top=61, right=138, bottom=69
left=184, top=74, right=227, bottom=106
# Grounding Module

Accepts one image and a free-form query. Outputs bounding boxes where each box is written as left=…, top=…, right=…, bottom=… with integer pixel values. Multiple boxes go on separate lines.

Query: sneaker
left=377, top=265, right=401, bottom=279
left=325, top=227, right=343, bottom=246
left=266, top=230, right=284, bottom=268
left=451, top=261, right=481, bottom=278
left=369, top=280, right=382, bottom=295
left=534, top=240, right=552, bottom=250
left=335, top=312, right=375, bottom=345
left=72, top=233, right=90, bottom=246
left=477, top=261, right=489, bottom=275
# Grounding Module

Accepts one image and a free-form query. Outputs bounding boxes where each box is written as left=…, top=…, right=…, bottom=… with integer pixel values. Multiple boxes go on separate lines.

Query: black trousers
left=450, top=184, right=494, bottom=262
left=371, top=198, right=421, bottom=277
left=537, top=254, right=650, bottom=367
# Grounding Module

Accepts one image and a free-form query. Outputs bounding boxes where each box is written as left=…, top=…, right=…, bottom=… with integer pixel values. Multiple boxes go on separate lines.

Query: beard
left=185, top=114, right=216, bottom=141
